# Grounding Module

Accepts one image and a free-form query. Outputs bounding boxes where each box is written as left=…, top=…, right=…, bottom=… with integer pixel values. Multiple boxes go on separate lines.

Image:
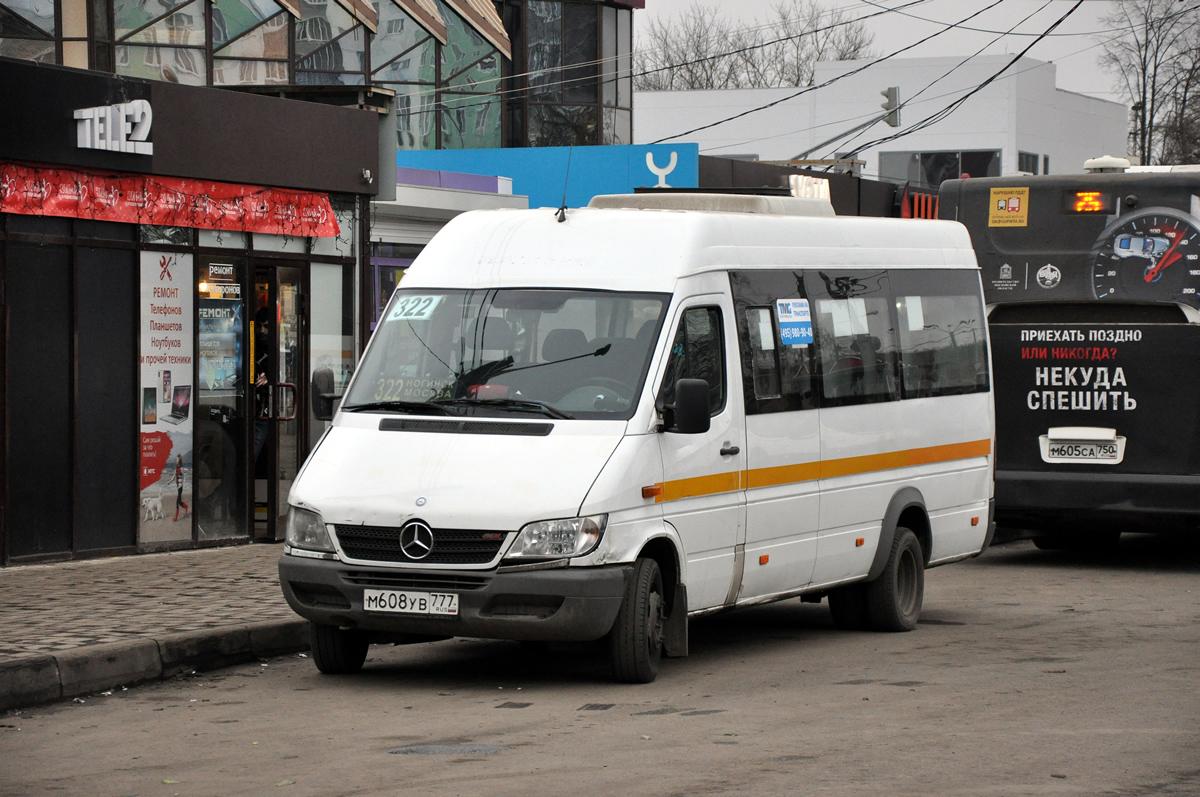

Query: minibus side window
left=745, top=307, right=781, bottom=399
left=658, top=307, right=726, bottom=416
left=728, top=270, right=817, bottom=414
left=888, top=270, right=990, bottom=397
left=806, top=270, right=900, bottom=406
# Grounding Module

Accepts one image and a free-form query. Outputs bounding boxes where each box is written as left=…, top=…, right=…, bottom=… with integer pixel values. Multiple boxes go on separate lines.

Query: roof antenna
left=556, top=145, right=573, bottom=223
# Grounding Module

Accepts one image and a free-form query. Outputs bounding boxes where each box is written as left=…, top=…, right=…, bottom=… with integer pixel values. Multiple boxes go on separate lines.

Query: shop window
left=529, top=103, right=596, bottom=147
left=252, top=231, right=308, bottom=253
left=212, top=0, right=286, bottom=46
left=198, top=228, right=249, bottom=248
left=0, top=0, right=57, bottom=62
left=140, top=225, right=194, bottom=246
left=0, top=0, right=57, bottom=35
left=1018, top=151, right=1039, bottom=175
left=310, top=195, right=356, bottom=258
left=9, top=214, right=73, bottom=236
left=76, top=219, right=136, bottom=241
left=0, top=37, right=57, bottom=61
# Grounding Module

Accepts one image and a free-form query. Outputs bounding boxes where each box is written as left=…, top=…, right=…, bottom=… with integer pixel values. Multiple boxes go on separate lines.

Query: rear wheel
left=827, top=584, right=869, bottom=630
left=865, top=528, right=924, bottom=631
left=609, top=558, right=665, bottom=684
left=309, top=622, right=369, bottom=674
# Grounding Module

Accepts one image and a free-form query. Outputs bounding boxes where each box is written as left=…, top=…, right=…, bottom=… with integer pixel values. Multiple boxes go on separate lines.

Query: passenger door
left=656, top=296, right=747, bottom=611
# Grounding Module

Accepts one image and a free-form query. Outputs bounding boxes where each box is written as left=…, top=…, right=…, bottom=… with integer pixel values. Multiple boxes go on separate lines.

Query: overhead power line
left=649, top=0, right=1009, bottom=145
left=817, top=0, right=1058, bottom=160
left=841, top=0, right=1089, bottom=158
left=382, top=0, right=930, bottom=113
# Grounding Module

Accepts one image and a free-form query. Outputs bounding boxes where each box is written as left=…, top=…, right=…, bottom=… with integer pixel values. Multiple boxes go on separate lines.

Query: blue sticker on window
left=776, top=299, right=813, bottom=346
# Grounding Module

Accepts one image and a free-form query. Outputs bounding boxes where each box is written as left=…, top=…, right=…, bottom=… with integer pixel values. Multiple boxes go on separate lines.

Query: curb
left=0, top=619, right=309, bottom=712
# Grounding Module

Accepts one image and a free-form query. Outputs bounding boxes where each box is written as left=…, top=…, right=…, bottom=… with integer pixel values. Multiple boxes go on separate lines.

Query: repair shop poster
left=139, top=251, right=194, bottom=544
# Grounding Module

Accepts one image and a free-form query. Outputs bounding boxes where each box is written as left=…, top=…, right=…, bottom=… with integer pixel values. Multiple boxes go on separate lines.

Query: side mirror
left=311, top=367, right=338, bottom=421
left=669, top=378, right=711, bottom=434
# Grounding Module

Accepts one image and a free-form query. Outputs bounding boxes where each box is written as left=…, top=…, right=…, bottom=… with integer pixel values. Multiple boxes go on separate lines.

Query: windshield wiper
left=340, top=400, right=453, bottom=415
left=432, top=397, right=573, bottom=420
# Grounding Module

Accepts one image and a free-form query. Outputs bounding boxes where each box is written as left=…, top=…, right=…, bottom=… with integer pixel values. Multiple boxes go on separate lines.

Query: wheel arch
left=867, top=487, right=931, bottom=580
left=637, top=534, right=688, bottom=658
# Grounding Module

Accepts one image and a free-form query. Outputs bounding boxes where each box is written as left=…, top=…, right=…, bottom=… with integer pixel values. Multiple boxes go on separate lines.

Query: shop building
left=0, top=57, right=379, bottom=563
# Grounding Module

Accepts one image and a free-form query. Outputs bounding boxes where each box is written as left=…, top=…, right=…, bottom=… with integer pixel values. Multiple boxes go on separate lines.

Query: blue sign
left=396, top=144, right=700, bottom=209
left=776, top=299, right=813, bottom=346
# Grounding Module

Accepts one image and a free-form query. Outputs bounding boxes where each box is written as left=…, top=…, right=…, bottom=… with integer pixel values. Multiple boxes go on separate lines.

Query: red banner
left=0, top=161, right=340, bottom=237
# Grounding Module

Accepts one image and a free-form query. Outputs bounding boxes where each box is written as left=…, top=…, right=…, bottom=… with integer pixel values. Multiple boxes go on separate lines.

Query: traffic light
left=880, top=86, right=900, bottom=127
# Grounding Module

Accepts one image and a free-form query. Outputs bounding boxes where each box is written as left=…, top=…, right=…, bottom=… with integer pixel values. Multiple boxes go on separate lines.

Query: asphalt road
left=2, top=536, right=1197, bottom=797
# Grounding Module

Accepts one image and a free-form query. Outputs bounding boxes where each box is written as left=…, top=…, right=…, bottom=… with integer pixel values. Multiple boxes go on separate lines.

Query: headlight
left=508, top=514, right=607, bottom=559
left=286, top=506, right=334, bottom=552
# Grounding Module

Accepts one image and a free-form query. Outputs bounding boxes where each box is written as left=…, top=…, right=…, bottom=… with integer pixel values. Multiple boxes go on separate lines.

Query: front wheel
left=609, top=558, right=665, bottom=683
left=865, top=528, right=924, bottom=632
left=309, top=622, right=369, bottom=674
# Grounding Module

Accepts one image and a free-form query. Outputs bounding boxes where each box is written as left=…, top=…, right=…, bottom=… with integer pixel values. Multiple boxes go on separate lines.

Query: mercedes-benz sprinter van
left=279, top=193, right=995, bottom=683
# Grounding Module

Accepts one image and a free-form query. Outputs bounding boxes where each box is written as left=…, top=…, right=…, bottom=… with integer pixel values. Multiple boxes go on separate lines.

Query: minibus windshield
left=343, top=288, right=669, bottom=420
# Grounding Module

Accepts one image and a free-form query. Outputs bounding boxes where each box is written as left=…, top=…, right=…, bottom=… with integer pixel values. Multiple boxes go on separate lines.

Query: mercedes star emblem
left=399, top=520, right=434, bottom=560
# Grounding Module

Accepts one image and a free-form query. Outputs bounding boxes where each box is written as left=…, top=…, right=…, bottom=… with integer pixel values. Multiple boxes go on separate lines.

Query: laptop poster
left=139, top=251, right=194, bottom=544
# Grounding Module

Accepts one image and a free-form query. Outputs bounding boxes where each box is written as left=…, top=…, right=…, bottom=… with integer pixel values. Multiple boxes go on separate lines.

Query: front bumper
left=279, top=553, right=630, bottom=643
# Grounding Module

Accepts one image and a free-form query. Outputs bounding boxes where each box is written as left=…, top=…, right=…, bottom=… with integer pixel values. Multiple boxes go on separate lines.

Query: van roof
left=403, top=206, right=978, bottom=294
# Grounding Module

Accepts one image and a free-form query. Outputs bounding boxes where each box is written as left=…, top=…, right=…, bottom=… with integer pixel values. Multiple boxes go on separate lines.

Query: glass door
left=253, top=263, right=307, bottom=542
left=196, top=257, right=248, bottom=541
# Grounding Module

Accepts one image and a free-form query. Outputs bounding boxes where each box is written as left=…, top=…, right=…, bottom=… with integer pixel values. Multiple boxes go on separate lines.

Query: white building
left=634, top=55, right=1127, bottom=187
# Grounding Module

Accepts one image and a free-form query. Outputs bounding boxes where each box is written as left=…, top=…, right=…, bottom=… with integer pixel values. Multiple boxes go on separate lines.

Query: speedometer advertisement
left=940, top=172, right=1200, bottom=310
left=1090, top=208, right=1200, bottom=304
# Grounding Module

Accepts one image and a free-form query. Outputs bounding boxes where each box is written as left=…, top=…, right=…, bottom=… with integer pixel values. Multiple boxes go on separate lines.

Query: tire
left=865, top=527, right=924, bottom=632
left=609, top=558, right=666, bottom=684
left=828, top=584, right=870, bottom=630
left=309, top=621, right=369, bottom=674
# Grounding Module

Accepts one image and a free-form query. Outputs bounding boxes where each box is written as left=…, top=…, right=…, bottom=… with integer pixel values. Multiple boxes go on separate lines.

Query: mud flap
left=663, top=583, right=688, bottom=658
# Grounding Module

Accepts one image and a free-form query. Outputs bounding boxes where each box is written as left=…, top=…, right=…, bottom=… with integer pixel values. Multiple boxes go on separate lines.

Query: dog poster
left=139, top=251, right=194, bottom=545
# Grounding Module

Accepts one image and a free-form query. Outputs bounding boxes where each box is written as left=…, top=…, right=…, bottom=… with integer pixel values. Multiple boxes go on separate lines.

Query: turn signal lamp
left=642, top=485, right=662, bottom=499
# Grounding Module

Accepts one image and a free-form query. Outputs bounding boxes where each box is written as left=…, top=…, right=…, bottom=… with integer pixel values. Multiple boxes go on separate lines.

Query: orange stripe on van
left=660, top=470, right=742, bottom=502
left=656, top=438, right=991, bottom=502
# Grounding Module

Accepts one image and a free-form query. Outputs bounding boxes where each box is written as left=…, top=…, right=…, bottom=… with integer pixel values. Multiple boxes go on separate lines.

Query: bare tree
left=1099, top=0, right=1200, bottom=164
left=634, top=0, right=874, bottom=91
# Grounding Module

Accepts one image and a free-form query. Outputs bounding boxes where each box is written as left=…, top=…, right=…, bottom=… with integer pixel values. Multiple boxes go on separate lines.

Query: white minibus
left=279, top=193, right=996, bottom=683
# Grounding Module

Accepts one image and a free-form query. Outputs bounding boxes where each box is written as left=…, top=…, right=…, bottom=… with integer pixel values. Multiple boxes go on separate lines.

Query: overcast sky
left=636, top=0, right=1126, bottom=101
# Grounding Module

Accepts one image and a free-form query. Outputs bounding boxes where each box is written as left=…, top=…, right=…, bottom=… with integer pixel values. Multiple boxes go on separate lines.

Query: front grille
left=341, top=571, right=490, bottom=591
left=334, top=525, right=507, bottom=565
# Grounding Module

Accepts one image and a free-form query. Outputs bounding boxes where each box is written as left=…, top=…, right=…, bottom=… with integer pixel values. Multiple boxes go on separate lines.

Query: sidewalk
left=0, top=543, right=309, bottom=712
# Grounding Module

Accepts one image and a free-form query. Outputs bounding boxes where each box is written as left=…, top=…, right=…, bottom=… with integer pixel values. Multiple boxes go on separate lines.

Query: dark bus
left=939, top=168, right=1200, bottom=547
